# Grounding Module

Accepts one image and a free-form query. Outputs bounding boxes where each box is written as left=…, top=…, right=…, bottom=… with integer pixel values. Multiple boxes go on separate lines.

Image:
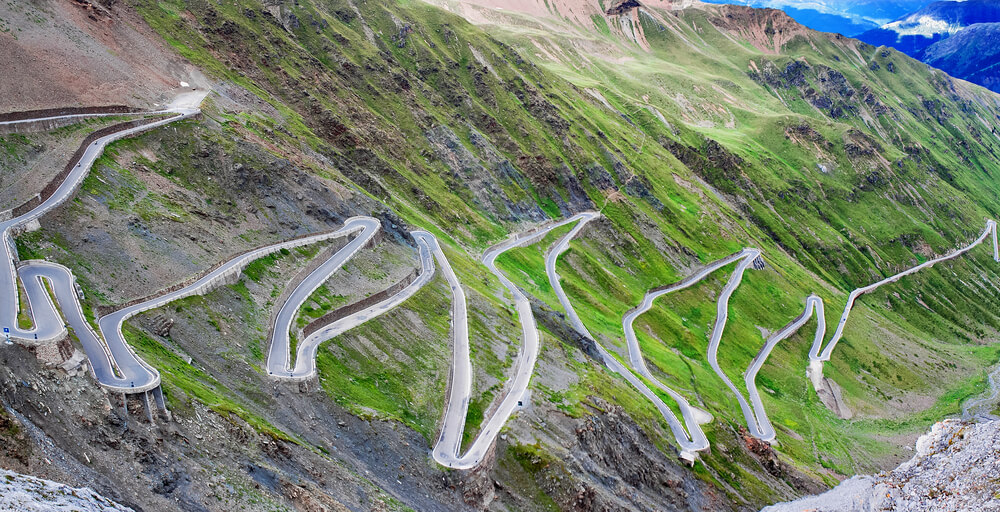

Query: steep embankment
left=0, top=0, right=205, bottom=110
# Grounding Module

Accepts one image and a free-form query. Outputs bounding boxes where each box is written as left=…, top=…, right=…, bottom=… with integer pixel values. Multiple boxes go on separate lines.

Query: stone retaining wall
left=10, top=117, right=166, bottom=219
left=0, top=105, right=135, bottom=123
left=301, top=267, right=419, bottom=339
left=0, top=106, right=140, bottom=135
left=29, top=336, right=75, bottom=367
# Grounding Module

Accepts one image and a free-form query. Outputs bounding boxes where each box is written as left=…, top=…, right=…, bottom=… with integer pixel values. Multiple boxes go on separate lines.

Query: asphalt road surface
left=428, top=214, right=593, bottom=469
left=744, top=294, right=825, bottom=442
left=702, top=249, right=776, bottom=441
left=620, top=251, right=748, bottom=451
left=691, top=220, right=998, bottom=443
left=456, top=214, right=603, bottom=468
left=94, top=219, right=369, bottom=392
left=265, top=216, right=382, bottom=378
left=265, top=215, right=589, bottom=469
left=422, top=231, right=474, bottom=469
left=813, top=220, right=1000, bottom=363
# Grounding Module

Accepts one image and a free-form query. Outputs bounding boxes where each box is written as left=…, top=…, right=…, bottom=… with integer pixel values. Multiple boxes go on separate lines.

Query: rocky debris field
left=0, top=328, right=460, bottom=512
left=0, top=0, right=203, bottom=111
left=764, top=419, right=1000, bottom=511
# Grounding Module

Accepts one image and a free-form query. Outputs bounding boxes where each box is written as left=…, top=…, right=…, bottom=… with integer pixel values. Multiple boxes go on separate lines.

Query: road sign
left=3, top=327, right=8, bottom=333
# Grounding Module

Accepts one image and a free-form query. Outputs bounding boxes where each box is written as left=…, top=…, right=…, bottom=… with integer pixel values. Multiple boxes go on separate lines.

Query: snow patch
left=882, top=15, right=964, bottom=38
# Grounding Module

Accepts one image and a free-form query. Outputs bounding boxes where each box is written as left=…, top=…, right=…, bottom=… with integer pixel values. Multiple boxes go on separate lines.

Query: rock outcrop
left=763, top=419, right=1000, bottom=511
left=0, top=468, right=134, bottom=512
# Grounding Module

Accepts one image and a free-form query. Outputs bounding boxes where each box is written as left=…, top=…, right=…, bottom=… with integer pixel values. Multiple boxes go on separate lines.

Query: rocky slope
left=706, top=1, right=1000, bottom=93
left=763, top=418, right=1000, bottom=511
left=0, top=0, right=205, bottom=111
left=0, top=468, right=134, bottom=512
left=700, top=0, right=925, bottom=36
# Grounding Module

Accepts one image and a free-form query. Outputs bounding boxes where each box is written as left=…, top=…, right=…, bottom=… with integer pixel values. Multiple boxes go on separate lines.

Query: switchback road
left=430, top=213, right=595, bottom=469
left=620, top=251, right=748, bottom=451
left=543, top=211, right=712, bottom=460
left=659, top=220, right=998, bottom=443
left=7, top=96, right=1000, bottom=458
left=1, top=98, right=204, bottom=392
left=266, top=214, right=593, bottom=469
left=266, top=223, right=436, bottom=380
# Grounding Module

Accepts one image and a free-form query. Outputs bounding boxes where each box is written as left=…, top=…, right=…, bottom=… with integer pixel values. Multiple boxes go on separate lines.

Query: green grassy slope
left=479, top=0, right=1000, bottom=499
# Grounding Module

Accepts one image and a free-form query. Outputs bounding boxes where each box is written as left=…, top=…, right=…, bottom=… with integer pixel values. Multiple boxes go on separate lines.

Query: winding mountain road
left=422, top=231, right=474, bottom=468
left=266, top=222, right=437, bottom=380
left=695, top=220, right=998, bottom=443
left=7, top=97, right=1000, bottom=464
left=92, top=218, right=371, bottom=392
left=619, top=250, right=749, bottom=451
left=265, top=216, right=380, bottom=378
left=702, top=249, right=778, bottom=441
left=430, top=213, right=595, bottom=469
left=265, top=214, right=594, bottom=469
left=261, top=213, right=570, bottom=469
left=0, top=101, right=384, bottom=392
left=1, top=102, right=601, bottom=469
left=743, top=220, right=1000, bottom=440
left=544, top=212, right=713, bottom=459
left=1, top=99, right=204, bottom=393
left=550, top=217, right=1000, bottom=447
left=744, top=294, right=825, bottom=440
left=811, top=220, right=999, bottom=364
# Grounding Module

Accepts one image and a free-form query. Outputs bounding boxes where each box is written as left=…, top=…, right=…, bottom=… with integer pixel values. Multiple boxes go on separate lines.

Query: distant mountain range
left=856, top=0, right=1000, bottom=93
left=920, top=22, right=1000, bottom=92
left=856, top=1, right=1000, bottom=56
left=700, top=0, right=928, bottom=36
left=705, top=0, right=1000, bottom=93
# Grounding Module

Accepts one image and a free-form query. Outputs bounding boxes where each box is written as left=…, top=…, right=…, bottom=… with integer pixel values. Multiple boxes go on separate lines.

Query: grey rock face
left=764, top=419, right=1000, bottom=512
